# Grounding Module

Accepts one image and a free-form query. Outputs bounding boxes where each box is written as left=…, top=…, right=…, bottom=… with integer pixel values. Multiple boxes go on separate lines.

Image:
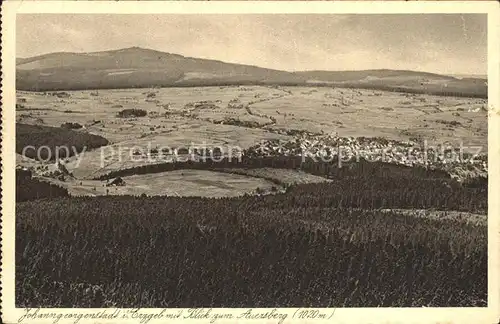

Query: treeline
left=281, top=177, right=486, bottom=213
left=96, top=156, right=452, bottom=182
left=16, top=81, right=486, bottom=99
left=16, top=123, right=109, bottom=161
left=93, top=156, right=486, bottom=213
left=462, top=176, right=488, bottom=188
left=321, top=82, right=487, bottom=99
left=16, top=169, right=69, bottom=202
left=117, top=109, right=147, bottom=118
left=16, top=150, right=486, bottom=212
left=18, top=156, right=487, bottom=212
left=60, top=122, right=83, bottom=130
left=17, top=189, right=487, bottom=307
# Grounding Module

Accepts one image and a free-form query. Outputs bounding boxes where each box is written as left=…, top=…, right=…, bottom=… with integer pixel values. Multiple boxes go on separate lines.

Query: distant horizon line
left=16, top=46, right=487, bottom=79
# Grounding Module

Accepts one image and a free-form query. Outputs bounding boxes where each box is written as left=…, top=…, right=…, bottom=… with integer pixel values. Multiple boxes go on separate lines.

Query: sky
left=17, top=14, right=487, bottom=75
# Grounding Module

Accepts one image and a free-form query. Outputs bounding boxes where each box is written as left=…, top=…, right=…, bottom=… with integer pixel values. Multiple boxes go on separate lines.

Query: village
left=242, top=133, right=488, bottom=180
left=17, top=130, right=487, bottom=187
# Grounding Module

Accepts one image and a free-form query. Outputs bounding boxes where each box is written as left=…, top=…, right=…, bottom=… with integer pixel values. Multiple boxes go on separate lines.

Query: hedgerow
left=116, top=109, right=147, bottom=118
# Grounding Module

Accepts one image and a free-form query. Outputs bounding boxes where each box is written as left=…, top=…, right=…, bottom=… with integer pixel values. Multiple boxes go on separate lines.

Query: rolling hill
left=16, top=47, right=487, bottom=97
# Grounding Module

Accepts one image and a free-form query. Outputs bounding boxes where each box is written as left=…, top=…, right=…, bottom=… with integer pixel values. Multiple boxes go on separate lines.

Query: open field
left=40, top=169, right=277, bottom=198
left=17, top=86, right=487, bottom=146
left=254, top=86, right=487, bottom=142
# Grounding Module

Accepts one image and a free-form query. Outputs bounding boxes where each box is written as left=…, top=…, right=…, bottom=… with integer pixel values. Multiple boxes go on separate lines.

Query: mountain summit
left=16, top=47, right=486, bottom=98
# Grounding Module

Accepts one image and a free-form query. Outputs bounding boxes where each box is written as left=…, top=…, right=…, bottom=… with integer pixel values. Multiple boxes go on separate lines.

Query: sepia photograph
left=1, top=1, right=500, bottom=323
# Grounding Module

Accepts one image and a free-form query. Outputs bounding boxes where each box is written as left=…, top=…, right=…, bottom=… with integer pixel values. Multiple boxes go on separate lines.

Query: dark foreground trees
left=16, top=162, right=487, bottom=307
left=16, top=169, right=69, bottom=202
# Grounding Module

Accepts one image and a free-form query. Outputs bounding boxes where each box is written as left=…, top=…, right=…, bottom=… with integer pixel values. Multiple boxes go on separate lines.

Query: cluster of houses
left=16, top=160, right=74, bottom=182
left=243, top=133, right=488, bottom=175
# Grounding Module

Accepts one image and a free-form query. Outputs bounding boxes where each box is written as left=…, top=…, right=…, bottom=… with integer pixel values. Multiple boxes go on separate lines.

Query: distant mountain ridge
left=16, top=47, right=487, bottom=98
left=450, top=74, right=487, bottom=79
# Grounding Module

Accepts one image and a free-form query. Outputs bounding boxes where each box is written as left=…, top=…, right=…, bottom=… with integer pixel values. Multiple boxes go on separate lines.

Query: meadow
left=54, top=170, right=279, bottom=198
